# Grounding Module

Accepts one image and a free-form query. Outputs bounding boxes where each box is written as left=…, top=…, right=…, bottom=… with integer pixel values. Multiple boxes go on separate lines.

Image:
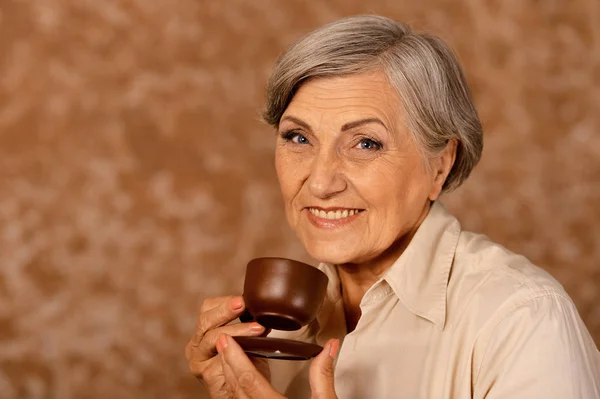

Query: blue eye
left=292, top=134, right=309, bottom=144
left=357, top=138, right=382, bottom=150
left=281, top=131, right=310, bottom=145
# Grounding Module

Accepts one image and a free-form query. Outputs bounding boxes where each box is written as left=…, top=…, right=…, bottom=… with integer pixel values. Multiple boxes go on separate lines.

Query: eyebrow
left=341, top=118, right=387, bottom=132
left=280, top=115, right=388, bottom=132
left=280, top=116, right=311, bottom=131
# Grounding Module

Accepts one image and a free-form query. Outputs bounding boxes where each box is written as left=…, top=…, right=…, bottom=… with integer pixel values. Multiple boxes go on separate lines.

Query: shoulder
left=447, top=230, right=572, bottom=329
left=455, top=229, right=569, bottom=299
left=449, top=231, right=600, bottom=393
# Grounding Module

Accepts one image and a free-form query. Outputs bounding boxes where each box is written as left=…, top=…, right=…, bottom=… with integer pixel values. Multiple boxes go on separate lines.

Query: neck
left=337, top=201, right=432, bottom=332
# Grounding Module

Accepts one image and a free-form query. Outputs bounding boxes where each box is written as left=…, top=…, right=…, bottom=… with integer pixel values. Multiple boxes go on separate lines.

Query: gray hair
left=263, top=15, right=483, bottom=191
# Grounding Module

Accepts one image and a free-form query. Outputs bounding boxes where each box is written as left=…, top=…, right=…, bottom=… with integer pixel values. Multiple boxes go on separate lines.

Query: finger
left=220, top=353, right=251, bottom=399
left=218, top=334, right=285, bottom=399
left=189, top=355, right=246, bottom=399
left=188, top=354, right=218, bottom=382
left=309, top=339, right=340, bottom=399
left=191, top=321, right=265, bottom=360
left=191, top=296, right=245, bottom=346
left=200, top=295, right=239, bottom=313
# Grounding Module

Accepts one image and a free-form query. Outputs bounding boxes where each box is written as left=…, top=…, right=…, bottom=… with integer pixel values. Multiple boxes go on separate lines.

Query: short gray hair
left=263, top=15, right=483, bottom=192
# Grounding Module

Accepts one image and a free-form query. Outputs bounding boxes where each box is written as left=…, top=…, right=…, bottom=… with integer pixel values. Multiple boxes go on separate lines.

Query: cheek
left=275, top=150, right=301, bottom=203
left=274, top=153, right=289, bottom=195
left=359, top=158, right=432, bottom=212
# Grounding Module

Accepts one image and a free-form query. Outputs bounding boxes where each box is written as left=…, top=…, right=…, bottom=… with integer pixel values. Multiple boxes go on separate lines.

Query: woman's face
left=275, top=71, right=452, bottom=265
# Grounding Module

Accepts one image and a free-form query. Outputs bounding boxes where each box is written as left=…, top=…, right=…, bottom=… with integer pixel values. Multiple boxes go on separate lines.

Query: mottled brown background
left=0, top=0, right=598, bottom=398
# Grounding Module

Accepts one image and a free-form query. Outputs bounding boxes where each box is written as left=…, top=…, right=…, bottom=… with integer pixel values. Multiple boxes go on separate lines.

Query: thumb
left=309, top=339, right=340, bottom=399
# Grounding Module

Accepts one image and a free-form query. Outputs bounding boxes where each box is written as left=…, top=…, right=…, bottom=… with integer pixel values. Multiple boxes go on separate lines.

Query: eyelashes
left=279, top=130, right=384, bottom=151
left=279, top=130, right=296, bottom=141
left=280, top=130, right=309, bottom=144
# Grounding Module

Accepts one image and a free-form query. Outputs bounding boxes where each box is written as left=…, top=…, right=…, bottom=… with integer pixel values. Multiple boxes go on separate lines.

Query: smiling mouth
left=306, top=207, right=365, bottom=220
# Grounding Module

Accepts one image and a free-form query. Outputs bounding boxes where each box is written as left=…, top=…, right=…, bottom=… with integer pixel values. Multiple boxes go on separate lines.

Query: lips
left=307, top=207, right=363, bottom=220
left=304, top=207, right=365, bottom=228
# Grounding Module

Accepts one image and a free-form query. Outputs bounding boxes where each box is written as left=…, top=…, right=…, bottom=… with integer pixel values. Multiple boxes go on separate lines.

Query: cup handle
left=239, top=309, right=255, bottom=323
left=239, top=310, right=271, bottom=337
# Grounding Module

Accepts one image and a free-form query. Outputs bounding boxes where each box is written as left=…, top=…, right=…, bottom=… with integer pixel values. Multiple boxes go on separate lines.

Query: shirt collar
left=315, top=201, right=461, bottom=334
left=383, top=201, right=461, bottom=330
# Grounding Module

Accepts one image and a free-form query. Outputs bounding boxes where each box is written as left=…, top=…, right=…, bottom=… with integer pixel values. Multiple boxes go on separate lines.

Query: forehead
left=283, top=71, right=403, bottom=128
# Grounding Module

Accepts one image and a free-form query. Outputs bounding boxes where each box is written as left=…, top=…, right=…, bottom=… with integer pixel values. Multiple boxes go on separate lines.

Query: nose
left=307, top=149, right=347, bottom=199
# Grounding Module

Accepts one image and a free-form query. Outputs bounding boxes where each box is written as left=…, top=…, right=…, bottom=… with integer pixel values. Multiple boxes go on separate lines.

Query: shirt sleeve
left=473, top=292, right=600, bottom=399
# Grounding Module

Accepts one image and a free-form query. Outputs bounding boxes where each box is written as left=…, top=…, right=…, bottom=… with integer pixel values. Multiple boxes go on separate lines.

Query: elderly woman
left=186, top=15, right=600, bottom=399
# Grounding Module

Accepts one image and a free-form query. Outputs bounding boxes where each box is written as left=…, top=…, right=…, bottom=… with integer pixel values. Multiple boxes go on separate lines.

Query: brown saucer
left=233, top=336, right=323, bottom=361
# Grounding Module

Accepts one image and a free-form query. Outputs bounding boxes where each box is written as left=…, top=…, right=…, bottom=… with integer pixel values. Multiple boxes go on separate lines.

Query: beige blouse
left=268, top=202, right=600, bottom=399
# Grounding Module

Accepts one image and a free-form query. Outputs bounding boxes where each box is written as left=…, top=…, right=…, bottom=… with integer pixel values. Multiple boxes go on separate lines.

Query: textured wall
left=0, top=0, right=598, bottom=398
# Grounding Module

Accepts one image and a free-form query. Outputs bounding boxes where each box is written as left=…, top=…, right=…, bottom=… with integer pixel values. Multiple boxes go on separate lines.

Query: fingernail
left=323, top=341, right=331, bottom=356
left=249, top=322, right=264, bottom=332
left=216, top=339, right=223, bottom=353
left=231, top=297, right=243, bottom=311
left=219, top=334, right=229, bottom=350
left=328, top=339, right=339, bottom=358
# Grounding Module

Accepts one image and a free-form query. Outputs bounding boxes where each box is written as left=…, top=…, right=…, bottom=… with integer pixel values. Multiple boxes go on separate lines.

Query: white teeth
left=308, top=208, right=361, bottom=220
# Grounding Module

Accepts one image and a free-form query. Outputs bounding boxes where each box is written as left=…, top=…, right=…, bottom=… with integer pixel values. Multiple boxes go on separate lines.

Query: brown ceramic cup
left=242, top=257, right=329, bottom=331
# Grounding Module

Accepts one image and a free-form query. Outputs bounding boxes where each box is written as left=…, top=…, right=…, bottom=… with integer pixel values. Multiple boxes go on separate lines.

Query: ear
left=428, top=139, right=458, bottom=201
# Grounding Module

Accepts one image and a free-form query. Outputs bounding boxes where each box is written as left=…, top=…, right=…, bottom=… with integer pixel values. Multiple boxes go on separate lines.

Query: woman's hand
left=185, top=296, right=269, bottom=398
left=216, top=333, right=340, bottom=399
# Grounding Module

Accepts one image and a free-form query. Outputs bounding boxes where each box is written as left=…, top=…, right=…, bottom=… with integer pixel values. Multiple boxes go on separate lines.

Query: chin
left=303, top=240, right=359, bottom=265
